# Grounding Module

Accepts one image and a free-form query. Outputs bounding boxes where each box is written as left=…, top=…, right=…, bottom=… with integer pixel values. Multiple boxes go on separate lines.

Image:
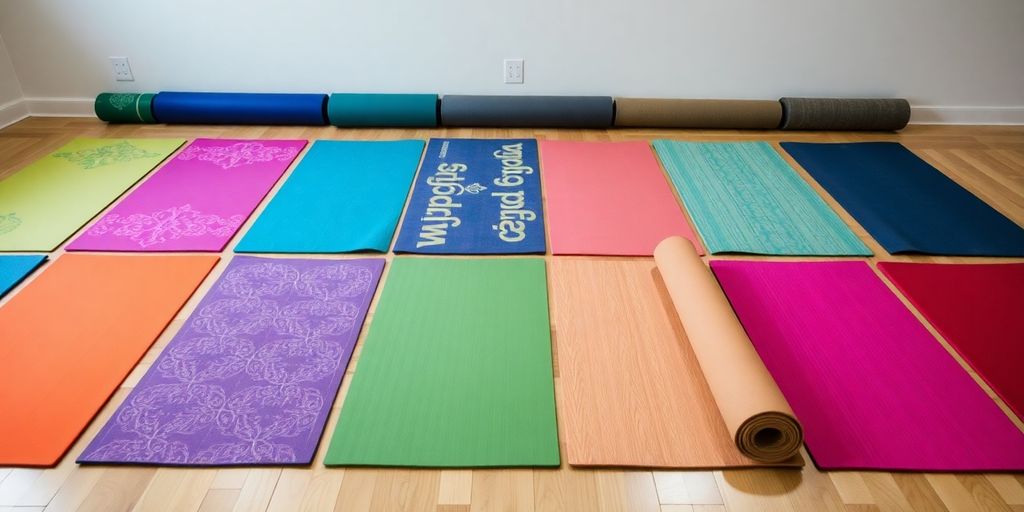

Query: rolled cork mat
left=780, top=97, right=911, bottom=131
left=614, top=98, right=782, bottom=129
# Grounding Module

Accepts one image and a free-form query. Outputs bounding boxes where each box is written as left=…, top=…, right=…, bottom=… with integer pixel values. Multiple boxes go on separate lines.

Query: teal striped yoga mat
left=653, top=141, right=870, bottom=256
left=236, top=139, right=425, bottom=253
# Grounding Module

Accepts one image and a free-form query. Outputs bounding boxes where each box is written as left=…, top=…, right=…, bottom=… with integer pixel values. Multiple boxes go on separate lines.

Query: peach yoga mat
left=550, top=237, right=802, bottom=467
left=540, top=140, right=704, bottom=256
left=0, top=254, right=218, bottom=466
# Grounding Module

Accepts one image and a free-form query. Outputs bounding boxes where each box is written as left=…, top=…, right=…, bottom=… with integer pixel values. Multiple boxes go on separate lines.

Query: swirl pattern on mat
left=178, top=142, right=300, bottom=169
left=53, top=141, right=161, bottom=169
left=85, top=204, right=244, bottom=247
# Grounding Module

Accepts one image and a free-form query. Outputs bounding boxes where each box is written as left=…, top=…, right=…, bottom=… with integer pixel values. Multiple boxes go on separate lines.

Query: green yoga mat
left=325, top=258, right=559, bottom=467
left=94, top=93, right=158, bottom=123
left=653, top=140, right=871, bottom=256
left=327, top=93, right=438, bottom=127
left=0, top=138, right=184, bottom=251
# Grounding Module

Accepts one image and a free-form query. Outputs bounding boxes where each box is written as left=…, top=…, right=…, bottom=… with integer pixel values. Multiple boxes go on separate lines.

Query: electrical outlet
left=504, top=58, right=524, bottom=84
left=109, top=57, right=134, bottom=82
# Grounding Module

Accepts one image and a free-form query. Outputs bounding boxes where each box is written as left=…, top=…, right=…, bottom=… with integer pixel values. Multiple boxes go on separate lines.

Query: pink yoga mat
left=711, top=260, right=1024, bottom=471
left=540, top=140, right=703, bottom=256
left=67, top=139, right=306, bottom=252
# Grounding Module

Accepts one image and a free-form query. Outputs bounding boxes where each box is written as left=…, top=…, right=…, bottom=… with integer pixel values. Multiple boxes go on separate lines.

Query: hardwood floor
left=1, top=117, right=1022, bottom=512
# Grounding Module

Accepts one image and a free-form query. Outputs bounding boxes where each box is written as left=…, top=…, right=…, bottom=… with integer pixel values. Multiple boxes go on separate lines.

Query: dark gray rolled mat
left=780, top=98, right=911, bottom=131
left=440, top=95, right=613, bottom=128
left=614, top=98, right=782, bottom=129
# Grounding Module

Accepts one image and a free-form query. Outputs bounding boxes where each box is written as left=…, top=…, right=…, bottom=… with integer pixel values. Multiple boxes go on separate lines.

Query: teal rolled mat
left=94, top=93, right=157, bottom=123
left=328, top=93, right=438, bottom=127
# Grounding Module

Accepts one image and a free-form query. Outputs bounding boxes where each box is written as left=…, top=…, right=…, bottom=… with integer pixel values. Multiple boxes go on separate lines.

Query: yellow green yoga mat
left=0, top=138, right=184, bottom=251
left=325, top=258, right=559, bottom=467
left=653, top=140, right=871, bottom=256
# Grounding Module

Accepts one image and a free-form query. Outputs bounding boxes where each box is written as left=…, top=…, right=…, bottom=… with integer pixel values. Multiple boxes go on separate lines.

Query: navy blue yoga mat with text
left=394, top=138, right=545, bottom=254
left=152, top=92, right=327, bottom=125
left=782, top=142, right=1024, bottom=256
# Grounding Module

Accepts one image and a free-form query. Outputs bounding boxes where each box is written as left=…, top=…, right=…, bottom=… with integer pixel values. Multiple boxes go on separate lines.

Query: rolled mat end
left=780, top=97, right=911, bottom=131
left=94, top=92, right=158, bottom=124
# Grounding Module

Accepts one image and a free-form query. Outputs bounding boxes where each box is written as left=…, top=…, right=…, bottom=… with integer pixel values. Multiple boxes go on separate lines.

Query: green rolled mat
left=94, top=93, right=157, bottom=123
left=328, top=93, right=438, bottom=127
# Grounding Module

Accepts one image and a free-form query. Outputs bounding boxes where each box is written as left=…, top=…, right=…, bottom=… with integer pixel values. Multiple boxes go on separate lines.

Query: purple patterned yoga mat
left=78, top=256, right=384, bottom=466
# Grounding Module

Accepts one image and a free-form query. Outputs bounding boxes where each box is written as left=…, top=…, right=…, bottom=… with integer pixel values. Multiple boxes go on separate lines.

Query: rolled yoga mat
left=782, top=142, right=1024, bottom=256
left=67, top=138, right=306, bottom=252
left=94, top=93, right=157, bottom=123
left=713, top=260, right=1024, bottom=471
left=878, top=262, right=1024, bottom=421
left=80, top=256, right=384, bottom=466
left=327, top=93, right=438, bottom=127
left=550, top=238, right=802, bottom=468
left=440, top=95, right=614, bottom=128
left=0, top=138, right=185, bottom=251
left=614, top=98, right=782, bottom=129
left=0, top=253, right=218, bottom=466
left=325, top=258, right=559, bottom=467
left=0, top=255, right=45, bottom=298
left=152, top=92, right=328, bottom=125
left=779, top=97, right=911, bottom=131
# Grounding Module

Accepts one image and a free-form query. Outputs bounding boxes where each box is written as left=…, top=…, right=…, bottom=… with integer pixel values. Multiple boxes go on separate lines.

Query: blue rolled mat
left=440, top=95, right=613, bottom=128
left=236, top=139, right=425, bottom=253
left=782, top=142, right=1024, bottom=256
left=152, top=92, right=327, bottom=125
left=328, top=93, right=438, bottom=127
left=0, top=255, right=46, bottom=298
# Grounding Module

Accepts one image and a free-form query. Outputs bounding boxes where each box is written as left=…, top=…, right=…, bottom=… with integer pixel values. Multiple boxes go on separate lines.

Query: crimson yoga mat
left=781, top=142, right=1024, bottom=256
left=712, top=260, right=1024, bottom=471
left=540, top=140, right=704, bottom=256
left=67, top=139, right=305, bottom=252
left=79, top=256, right=384, bottom=465
left=878, top=262, right=1024, bottom=420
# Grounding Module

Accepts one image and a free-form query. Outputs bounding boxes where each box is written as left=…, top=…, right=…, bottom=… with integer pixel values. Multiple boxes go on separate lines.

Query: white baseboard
left=3, top=97, right=1024, bottom=128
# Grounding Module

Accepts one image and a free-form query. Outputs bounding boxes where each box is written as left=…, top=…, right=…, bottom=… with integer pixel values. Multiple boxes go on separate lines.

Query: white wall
left=1, top=0, right=1023, bottom=123
left=0, top=33, right=28, bottom=126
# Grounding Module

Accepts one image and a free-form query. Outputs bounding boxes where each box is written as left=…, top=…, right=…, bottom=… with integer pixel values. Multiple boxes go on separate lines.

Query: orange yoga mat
left=540, top=140, right=704, bottom=256
left=550, top=239, right=801, bottom=468
left=0, top=254, right=218, bottom=466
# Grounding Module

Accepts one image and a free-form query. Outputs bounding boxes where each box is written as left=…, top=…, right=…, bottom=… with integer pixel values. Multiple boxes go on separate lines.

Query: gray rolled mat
left=441, top=95, right=613, bottom=128
left=614, top=98, right=782, bottom=129
left=780, top=98, right=911, bottom=131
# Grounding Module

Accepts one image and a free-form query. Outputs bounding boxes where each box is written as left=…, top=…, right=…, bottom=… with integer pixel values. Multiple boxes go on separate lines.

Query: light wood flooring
left=0, top=117, right=1022, bottom=512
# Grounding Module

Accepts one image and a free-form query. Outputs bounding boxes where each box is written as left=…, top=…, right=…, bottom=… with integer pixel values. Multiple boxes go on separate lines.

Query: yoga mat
left=236, top=140, right=424, bottom=253
left=551, top=250, right=802, bottom=468
left=614, top=98, right=782, bottom=129
left=653, top=140, right=870, bottom=255
left=0, top=138, right=185, bottom=251
left=782, top=142, right=1024, bottom=256
left=440, top=95, right=614, bottom=128
left=79, top=256, right=384, bottom=466
left=152, top=92, right=328, bottom=125
left=0, top=255, right=46, bottom=298
left=325, top=258, right=558, bottom=467
left=393, top=138, right=545, bottom=254
left=878, top=262, right=1024, bottom=420
left=67, top=138, right=306, bottom=252
left=0, top=254, right=218, bottom=467
left=780, top=98, right=911, bottom=131
left=540, top=140, right=704, bottom=256
left=712, top=260, right=1024, bottom=471
left=327, top=93, right=438, bottom=127
left=95, top=93, right=157, bottom=123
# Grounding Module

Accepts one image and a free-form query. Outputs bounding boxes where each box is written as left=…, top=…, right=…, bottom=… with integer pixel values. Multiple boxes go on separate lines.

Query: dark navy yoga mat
left=782, top=142, right=1024, bottom=256
left=152, top=92, right=327, bottom=125
left=394, top=138, right=545, bottom=254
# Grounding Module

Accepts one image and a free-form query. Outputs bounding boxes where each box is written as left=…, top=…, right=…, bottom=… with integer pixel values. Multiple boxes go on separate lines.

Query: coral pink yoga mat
left=540, top=140, right=703, bottom=256
left=878, top=262, right=1024, bottom=421
left=67, top=139, right=306, bottom=252
left=712, top=260, right=1024, bottom=471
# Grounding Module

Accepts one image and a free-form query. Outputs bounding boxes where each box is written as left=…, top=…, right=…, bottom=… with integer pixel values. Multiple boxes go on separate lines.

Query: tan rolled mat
left=550, top=237, right=802, bottom=468
left=613, top=98, right=782, bottom=129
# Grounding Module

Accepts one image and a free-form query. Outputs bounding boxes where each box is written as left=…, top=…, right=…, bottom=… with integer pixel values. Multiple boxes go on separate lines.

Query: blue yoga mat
left=152, top=92, right=327, bottom=125
left=394, top=138, right=545, bottom=254
left=236, top=139, right=425, bottom=253
left=782, top=142, right=1024, bottom=256
left=0, top=255, right=46, bottom=298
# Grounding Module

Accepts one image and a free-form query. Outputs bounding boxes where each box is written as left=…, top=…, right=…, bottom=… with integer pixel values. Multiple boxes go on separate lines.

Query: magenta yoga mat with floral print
left=66, top=139, right=306, bottom=252
left=78, top=256, right=384, bottom=466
